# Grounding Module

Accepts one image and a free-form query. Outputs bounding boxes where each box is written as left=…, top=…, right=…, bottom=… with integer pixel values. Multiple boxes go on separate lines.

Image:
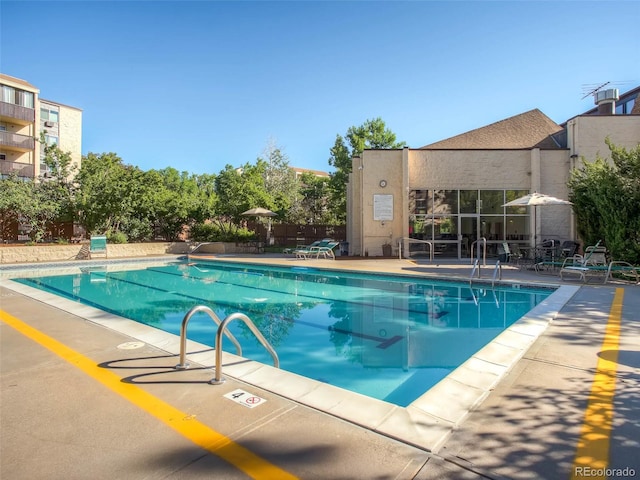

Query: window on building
left=1, top=85, right=34, bottom=108
left=41, top=108, right=60, bottom=123
left=409, top=188, right=532, bottom=245
left=44, top=135, right=59, bottom=146
left=0, top=154, right=6, bottom=161
left=615, top=96, right=636, bottom=115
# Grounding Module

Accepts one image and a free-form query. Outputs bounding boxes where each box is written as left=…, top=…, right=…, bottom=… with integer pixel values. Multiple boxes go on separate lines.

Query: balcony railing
left=0, top=160, right=35, bottom=178
left=0, top=131, right=35, bottom=151
left=0, top=101, right=35, bottom=123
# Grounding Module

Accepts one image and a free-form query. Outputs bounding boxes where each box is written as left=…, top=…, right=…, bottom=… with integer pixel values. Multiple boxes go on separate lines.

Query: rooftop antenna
left=581, top=81, right=635, bottom=100
left=581, top=81, right=610, bottom=100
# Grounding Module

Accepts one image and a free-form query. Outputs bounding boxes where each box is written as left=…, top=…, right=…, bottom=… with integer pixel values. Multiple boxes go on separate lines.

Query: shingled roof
left=422, top=109, right=564, bottom=150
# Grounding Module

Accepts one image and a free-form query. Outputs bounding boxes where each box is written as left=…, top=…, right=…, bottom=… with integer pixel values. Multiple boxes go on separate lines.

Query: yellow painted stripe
left=0, top=309, right=298, bottom=480
left=570, top=288, right=624, bottom=480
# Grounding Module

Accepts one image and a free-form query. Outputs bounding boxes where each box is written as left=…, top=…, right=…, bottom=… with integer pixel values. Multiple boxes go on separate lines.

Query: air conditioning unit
left=44, top=121, right=54, bottom=127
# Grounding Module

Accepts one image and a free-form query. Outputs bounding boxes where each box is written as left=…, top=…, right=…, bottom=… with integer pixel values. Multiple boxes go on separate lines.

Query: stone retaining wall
left=0, top=242, right=191, bottom=264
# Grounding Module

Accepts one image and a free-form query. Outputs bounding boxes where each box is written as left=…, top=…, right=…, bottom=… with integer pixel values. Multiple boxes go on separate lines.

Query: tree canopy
left=328, top=118, right=405, bottom=222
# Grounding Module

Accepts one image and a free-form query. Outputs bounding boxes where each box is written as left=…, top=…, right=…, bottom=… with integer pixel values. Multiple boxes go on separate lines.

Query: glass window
left=23, top=91, right=34, bottom=108
left=434, top=216, right=458, bottom=239
left=44, top=135, right=59, bottom=145
left=480, top=190, right=504, bottom=214
left=459, top=190, right=478, bottom=213
left=409, top=189, right=429, bottom=215
left=431, top=190, right=457, bottom=215
left=505, top=189, right=529, bottom=214
left=41, top=108, right=59, bottom=122
left=506, top=217, right=528, bottom=241
left=480, top=216, right=504, bottom=241
left=409, top=215, right=433, bottom=240
left=2, top=86, right=13, bottom=103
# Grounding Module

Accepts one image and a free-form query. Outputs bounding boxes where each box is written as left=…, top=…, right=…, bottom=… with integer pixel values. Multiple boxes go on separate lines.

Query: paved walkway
left=1, top=256, right=638, bottom=479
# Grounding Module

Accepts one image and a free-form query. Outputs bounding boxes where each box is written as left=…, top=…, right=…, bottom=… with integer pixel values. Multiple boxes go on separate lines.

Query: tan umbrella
left=241, top=207, right=277, bottom=217
left=241, top=208, right=277, bottom=244
left=503, top=192, right=572, bottom=243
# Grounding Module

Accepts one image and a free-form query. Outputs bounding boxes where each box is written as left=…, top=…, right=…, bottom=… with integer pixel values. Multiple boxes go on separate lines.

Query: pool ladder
left=175, top=305, right=279, bottom=385
left=470, top=259, right=502, bottom=287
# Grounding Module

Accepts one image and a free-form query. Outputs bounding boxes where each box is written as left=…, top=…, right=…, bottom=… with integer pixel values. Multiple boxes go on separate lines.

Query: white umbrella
left=241, top=207, right=277, bottom=217
left=503, top=192, right=572, bottom=243
left=241, top=208, right=277, bottom=244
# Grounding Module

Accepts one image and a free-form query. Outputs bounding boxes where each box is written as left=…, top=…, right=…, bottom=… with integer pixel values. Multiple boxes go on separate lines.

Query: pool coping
left=0, top=258, right=579, bottom=453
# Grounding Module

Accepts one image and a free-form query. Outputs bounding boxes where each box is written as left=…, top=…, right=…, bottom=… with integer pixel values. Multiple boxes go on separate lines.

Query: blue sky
left=2, top=1, right=638, bottom=175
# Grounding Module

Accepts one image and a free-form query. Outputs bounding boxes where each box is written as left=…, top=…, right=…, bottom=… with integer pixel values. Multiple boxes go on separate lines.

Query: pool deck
left=1, top=254, right=639, bottom=479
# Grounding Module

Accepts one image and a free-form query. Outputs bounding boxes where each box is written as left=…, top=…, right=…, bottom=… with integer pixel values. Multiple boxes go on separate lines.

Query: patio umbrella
left=241, top=207, right=277, bottom=217
left=502, top=193, right=572, bottom=244
left=241, top=208, right=277, bottom=244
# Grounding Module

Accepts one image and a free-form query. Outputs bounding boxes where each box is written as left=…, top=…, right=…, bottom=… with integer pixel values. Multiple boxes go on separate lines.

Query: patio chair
left=559, top=241, right=607, bottom=282
left=498, top=242, right=521, bottom=265
left=293, top=239, right=335, bottom=259
left=605, top=261, right=640, bottom=284
left=559, top=240, right=580, bottom=259
left=89, top=235, right=107, bottom=259
left=311, top=241, right=340, bottom=259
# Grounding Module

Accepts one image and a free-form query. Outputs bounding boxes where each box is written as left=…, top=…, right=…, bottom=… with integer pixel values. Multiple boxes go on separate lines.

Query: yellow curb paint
left=570, top=288, right=624, bottom=480
left=0, top=310, right=298, bottom=480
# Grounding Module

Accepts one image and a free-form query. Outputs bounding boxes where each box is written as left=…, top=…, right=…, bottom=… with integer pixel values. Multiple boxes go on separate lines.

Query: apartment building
left=0, top=73, right=82, bottom=180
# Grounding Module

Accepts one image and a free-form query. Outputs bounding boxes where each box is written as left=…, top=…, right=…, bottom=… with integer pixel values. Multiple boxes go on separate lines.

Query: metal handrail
left=470, top=258, right=481, bottom=285
left=492, top=260, right=502, bottom=287
left=470, top=237, right=487, bottom=266
left=399, top=237, right=433, bottom=261
left=175, top=305, right=243, bottom=370
left=210, top=312, right=279, bottom=385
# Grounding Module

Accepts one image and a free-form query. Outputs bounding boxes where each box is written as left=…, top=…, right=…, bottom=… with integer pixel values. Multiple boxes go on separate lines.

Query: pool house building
left=346, top=86, right=640, bottom=259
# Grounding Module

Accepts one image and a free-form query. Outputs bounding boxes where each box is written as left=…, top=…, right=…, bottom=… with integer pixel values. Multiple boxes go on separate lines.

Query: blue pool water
left=16, top=261, right=552, bottom=407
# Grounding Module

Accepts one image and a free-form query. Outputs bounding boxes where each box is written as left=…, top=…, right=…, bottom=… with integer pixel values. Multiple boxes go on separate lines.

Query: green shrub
left=121, top=217, right=153, bottom=242
left=190, top=223, right=257, bottom=242
left=107, top=231, right=128, bottom=244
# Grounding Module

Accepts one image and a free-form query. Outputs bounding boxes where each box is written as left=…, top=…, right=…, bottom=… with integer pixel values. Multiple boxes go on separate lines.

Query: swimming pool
left=14, top=260, right=553, bottom=407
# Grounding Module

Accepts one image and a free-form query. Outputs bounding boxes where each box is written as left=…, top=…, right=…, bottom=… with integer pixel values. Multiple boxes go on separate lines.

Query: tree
left=328, top=118, right=405, bottom=223
left=143, top=168, right=202, bottom=241
left=0, top=174, right=60, bottom=242
left=297, top=172, right=331, bottom=224
left=568, top=139, right=640, bottom=264
left=258, top=139, right=298, bottom=221
left=214, top=163, right=271, bottom=228
left=38, top=132, right=77, bottom=224
left=75, top=152, right=144, bottom=236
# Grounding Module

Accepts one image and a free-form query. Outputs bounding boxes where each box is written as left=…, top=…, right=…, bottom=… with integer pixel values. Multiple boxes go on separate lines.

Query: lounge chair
left=559, top=242, right=607, bottom=282
left=294, top=239, right=338, bottom=259
left=89, top=235, right=107, bottom=259
left=291, top=240, right=324, bottom=258
left=605, top=261, right=640, bottom=284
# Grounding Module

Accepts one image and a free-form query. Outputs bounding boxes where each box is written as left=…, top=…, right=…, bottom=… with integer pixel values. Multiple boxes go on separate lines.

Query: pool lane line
left=0, top=309, right=299, bottom=480
left=570, top=288, right=624, bottom=480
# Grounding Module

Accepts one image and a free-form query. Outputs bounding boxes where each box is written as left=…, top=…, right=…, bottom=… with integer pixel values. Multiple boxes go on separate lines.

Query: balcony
left=0, top=131, right=35, bottom=152
left=0, top=101, right=35, bottom=124
left=0, top=160, right=34, bottom=178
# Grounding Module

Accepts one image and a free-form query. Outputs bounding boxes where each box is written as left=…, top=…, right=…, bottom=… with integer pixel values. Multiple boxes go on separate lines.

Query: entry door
left=459, top=215, right=480, bottom=259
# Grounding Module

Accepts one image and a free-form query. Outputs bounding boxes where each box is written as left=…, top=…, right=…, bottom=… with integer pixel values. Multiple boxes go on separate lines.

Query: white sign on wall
left=373, top=194, right=394, bottom=221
